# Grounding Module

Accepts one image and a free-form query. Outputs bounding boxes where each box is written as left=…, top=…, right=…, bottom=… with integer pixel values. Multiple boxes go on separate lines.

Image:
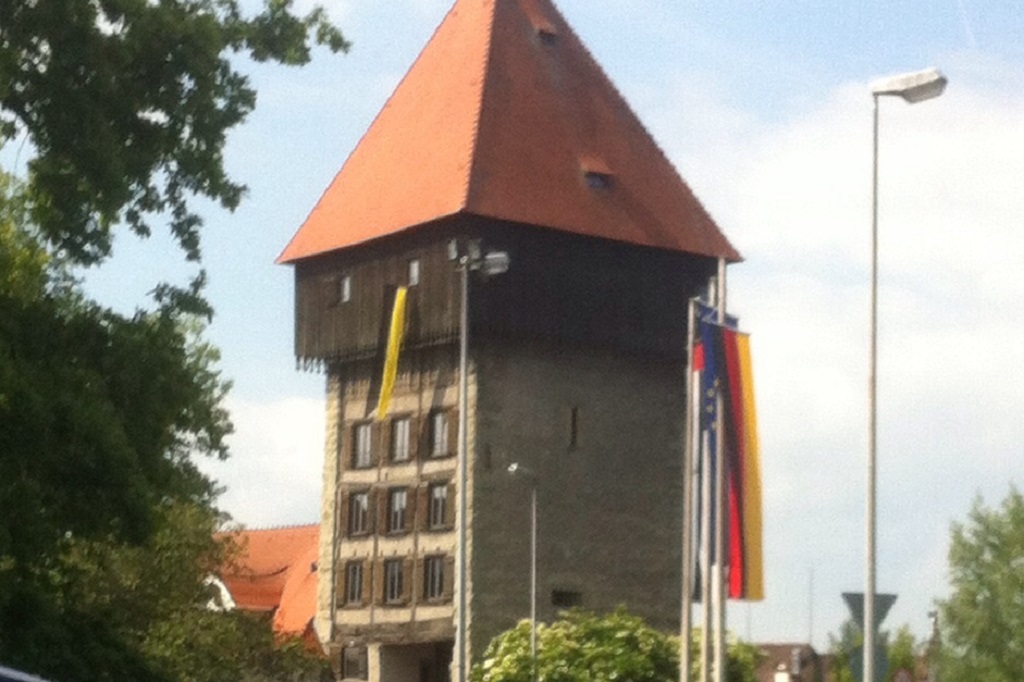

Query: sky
left=59, top=0, right=1024, bottom=653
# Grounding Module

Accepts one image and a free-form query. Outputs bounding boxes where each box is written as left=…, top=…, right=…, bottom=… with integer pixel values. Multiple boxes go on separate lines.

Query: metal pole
left=457, top=258, right=470, bottom=682
left=865, top=93, right=880, bottom=682
left=680, top=298, right=697, bottom=682
left=531, top=485, right=538, bottom=682
left=713, top=258, right=727, bottom=682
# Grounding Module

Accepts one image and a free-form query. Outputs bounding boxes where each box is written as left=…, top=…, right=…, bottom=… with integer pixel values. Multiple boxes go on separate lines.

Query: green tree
left=938, top=486, right=1024, bottom=682
left=0, top=175, right=319, bottom=680
left=471, top=608, right=761, bottom=682
left=827, top=619, right=860, bottom=682
left=826, top=620, right=919, bottom=682
left=0, top=0, right=348, bottom=265
left=0, top=1, right=346, bottom=676
left=60, top=501, right=326, bottom=682
left=885, top=625, right=918, bottom=680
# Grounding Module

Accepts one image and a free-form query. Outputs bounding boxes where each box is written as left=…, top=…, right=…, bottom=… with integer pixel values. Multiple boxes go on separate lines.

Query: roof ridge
left=276, top=0, right=467, bottom=264
left=217, top=523, right=318, bottom=534
left=462, top=0, right=498, bottom=212
left=540, top=0, right=720, bottom=238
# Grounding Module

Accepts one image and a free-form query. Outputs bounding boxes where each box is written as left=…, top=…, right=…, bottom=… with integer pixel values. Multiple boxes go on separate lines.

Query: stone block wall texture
left=470, top=339, right=686, bottom=655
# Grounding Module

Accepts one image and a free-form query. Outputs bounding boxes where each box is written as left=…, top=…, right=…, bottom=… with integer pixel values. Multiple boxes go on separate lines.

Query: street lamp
left=507, top=462, right=539, bottom=682
left=865, top=67, right=946, bottom=682
left=453, top=239, right=510, bottom=682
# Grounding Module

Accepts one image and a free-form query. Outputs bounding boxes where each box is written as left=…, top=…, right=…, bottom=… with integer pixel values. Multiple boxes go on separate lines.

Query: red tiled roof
left=278, top=0, right=738, bottom=264
left=216, top=524, right=319, bottom=636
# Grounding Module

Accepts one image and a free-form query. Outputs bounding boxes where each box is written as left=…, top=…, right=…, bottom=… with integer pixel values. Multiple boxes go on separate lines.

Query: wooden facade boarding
left=294, top=217, right=720, bottom=365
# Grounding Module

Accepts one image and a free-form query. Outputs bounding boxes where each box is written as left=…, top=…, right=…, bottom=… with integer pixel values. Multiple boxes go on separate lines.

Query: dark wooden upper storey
left=294, top=216, right=716, bottom=363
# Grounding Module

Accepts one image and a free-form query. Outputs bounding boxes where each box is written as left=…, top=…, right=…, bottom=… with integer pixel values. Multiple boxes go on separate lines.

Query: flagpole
left=699, top=423, right=712, bottom=682
left=713, top=258, right=727, bottom=682
left=680, top=298, right=697, bottom=682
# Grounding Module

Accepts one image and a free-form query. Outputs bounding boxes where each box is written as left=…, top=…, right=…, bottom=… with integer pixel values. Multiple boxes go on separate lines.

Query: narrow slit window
left=569, top=406, right=580, bottom=449
left=340, top=274, right=352, bottom=303
left=408, top=259, right=420, bottom=287
left=551, top=589, right=582, bottom=608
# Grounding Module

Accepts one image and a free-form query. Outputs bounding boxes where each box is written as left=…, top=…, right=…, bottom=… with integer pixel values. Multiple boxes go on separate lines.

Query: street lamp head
left=482, top=251, right=510, bottom=276
left=870, top=67, right=947, bottom=104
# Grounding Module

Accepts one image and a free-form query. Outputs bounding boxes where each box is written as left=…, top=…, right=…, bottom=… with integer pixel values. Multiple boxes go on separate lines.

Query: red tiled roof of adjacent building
left=215, top=524, right=319, bottom=637
left=278, top=0, right=738, bottom=264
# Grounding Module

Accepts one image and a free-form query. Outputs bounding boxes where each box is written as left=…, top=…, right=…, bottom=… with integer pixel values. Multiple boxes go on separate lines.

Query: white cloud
left=199, top=395, right=326, bottom=528
left=654, top=53, right=1024, bottom=646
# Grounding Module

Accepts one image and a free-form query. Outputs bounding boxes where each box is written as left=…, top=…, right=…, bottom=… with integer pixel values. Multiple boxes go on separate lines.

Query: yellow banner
left=737, top=333, right=764, bottom=601
left=376, top=287, right=407, bottom=420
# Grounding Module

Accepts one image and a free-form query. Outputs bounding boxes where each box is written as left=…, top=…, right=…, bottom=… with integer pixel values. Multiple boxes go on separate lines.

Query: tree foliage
left=827, top=620, right=922, bottom=682
left=885, top=625, right=918, bottom=680
left=0, top=0, right=345, bottom=676
left=471, top=608, right=761, bottom=682
left=938, top=486, right=1024, bottom=682
left=0, top=175, right=313, bottom=679
left=0, top=0, right=348, bottom=265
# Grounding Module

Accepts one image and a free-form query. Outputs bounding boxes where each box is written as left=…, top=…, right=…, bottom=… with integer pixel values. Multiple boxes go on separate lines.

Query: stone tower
left=278, top=0, right=739, bottom=680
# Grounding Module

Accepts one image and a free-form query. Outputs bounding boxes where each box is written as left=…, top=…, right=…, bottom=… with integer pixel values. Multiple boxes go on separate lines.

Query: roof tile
left=279, top=0, right=738, bottom=263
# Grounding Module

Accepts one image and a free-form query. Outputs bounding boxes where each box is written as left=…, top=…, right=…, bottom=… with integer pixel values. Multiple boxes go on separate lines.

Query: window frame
left=423, top=555, right=445, bottom=601
left=340, top=274, right=352, bottom=303
left=344, top=560, right=363, bottom=605
left=428, top=482, right=448, bottom=529
left=429, top=410, right=449, bottom=458
left=353, top=422, right=373, bottom=469
left=390, top=416, right=411, bottom=463
left=342, top=646, right=368, bottom=680
left=348, top=491, right=370, bottom=536
left=384, top=559, right=404, bottom=604
left=388, top=488, right=408, bottom=533
left=408, top=258, right=421, bottom=287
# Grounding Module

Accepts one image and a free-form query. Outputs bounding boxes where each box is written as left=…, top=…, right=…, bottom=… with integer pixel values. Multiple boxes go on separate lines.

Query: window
left=342, top=646, right=367, bottom=680
left=430, top=410, right=450, bottom=457
left=388, top=488, right=408, bottom=533
left=344, top=561, right=363, bottom=605
left=408, top=258, right=420, bottom=286
left=340, top=274, right=352, bottom=303
left=384, top=559, right=404, bottom=603
left=424, top=555, right=445, bottom=601
left=391, top=417, right=411, bottom=462
left=551, top=589, right=582, bottom=608
left=585, top=171, right=612, bottom=189
left=348, top=492, right=369, bottom=535
left=569, top=406, right=580, bottom=449
left=353, top=422, right=372, bottom=468
left=428, top=482, right=448, bottom=529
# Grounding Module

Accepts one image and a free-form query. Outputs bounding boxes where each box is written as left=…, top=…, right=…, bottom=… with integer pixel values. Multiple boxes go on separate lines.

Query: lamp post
left=453, top=239, right=510, bottom=682
left=507, top=462, right=538, bottom=682
left=865, top=67, right=946, bottom=682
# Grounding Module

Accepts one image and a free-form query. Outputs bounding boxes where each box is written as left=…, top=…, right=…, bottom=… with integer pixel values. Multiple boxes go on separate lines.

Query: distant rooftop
left=215, top=524, right=319, bottom=637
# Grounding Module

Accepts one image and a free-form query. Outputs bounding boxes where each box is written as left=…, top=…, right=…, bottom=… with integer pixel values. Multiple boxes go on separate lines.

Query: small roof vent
left=580, top=155, right=613, bottom=190
left=524, top=5, right=558, bottom=43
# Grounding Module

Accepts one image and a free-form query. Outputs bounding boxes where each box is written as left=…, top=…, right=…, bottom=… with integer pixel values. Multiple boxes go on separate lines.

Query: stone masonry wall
left=470, top=339, right=687, bottom=656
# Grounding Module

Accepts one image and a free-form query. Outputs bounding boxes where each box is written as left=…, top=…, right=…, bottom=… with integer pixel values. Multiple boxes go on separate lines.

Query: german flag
left=697, top=307, right=764, bottom=601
